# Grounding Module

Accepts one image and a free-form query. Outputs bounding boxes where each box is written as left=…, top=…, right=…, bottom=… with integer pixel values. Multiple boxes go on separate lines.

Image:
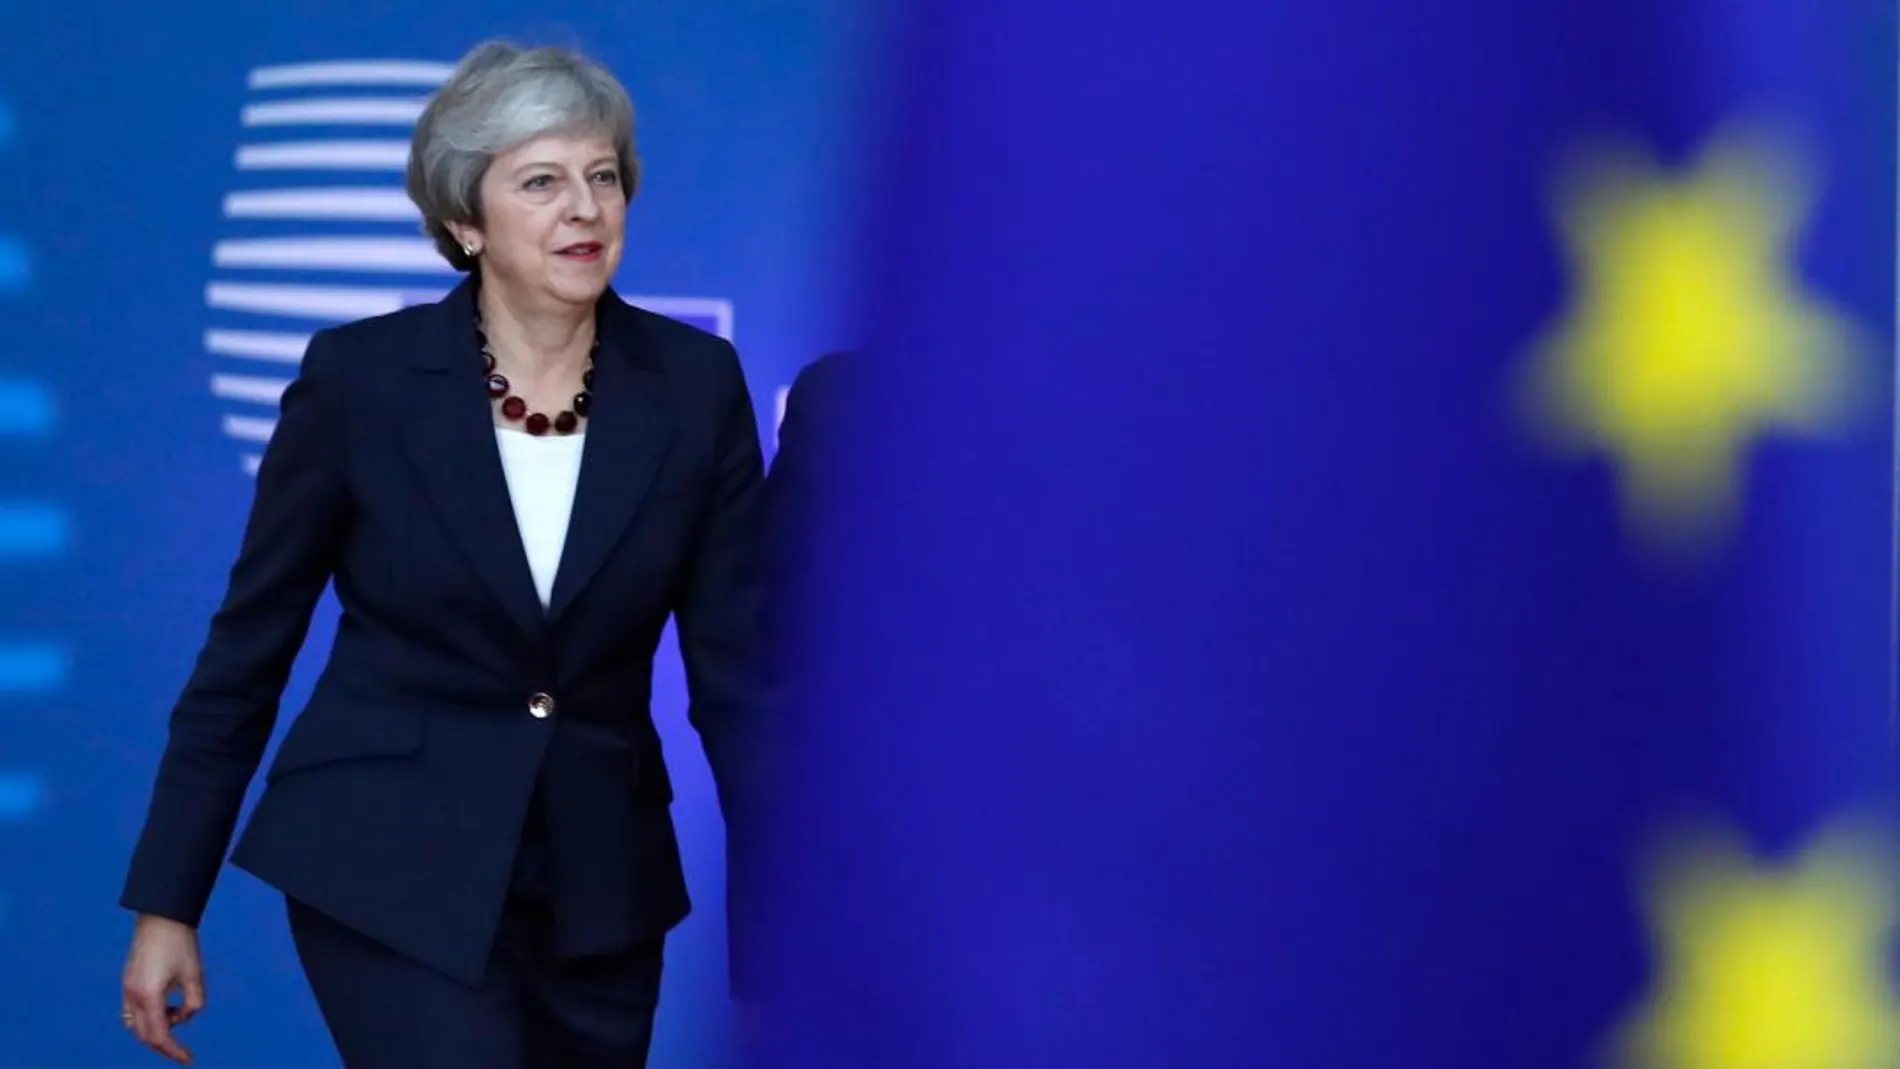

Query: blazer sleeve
left=675, top=341, right=771, bottom=818
left=671, top=340, right=773, bottom=993
left=120, top=329, right=354, bottom=925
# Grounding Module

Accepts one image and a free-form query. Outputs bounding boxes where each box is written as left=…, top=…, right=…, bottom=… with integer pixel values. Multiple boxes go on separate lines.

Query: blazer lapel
left=398, top=278, right=548, bottom=640
left=547, top=291, right=676, bottom=621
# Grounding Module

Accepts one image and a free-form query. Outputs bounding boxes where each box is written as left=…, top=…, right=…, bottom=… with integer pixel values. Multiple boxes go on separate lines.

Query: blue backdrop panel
left=0, top=4, right=871, bottom=1065
left=770, top=0, right=1898, bottom=1066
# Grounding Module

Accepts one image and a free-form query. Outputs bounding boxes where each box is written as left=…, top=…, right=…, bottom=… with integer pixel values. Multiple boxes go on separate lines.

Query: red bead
left=501, top=396, right=527, bottom=420
left=573, top=391, right=592, bottom=417
left=483, top=353, right=496, bottom=373
left=554, top=411, right=578, bottom=434
left=525, top=413, right=551, bottom=436
left=486, top=374, right=509, bottom=398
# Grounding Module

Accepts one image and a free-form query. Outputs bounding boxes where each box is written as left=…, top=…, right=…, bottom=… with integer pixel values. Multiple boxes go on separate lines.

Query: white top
left=494, top=429, right=586, bottom=607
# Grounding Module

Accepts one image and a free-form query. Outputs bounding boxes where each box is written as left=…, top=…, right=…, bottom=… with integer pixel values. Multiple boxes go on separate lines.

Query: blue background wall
left=0, top=4, right=873, bottom=1065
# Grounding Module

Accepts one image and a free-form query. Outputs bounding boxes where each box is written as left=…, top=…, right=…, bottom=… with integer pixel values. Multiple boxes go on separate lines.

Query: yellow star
left=1613, top=823, right=1900, bottom=1069
left=1520, top=124, right=1869, bottom=550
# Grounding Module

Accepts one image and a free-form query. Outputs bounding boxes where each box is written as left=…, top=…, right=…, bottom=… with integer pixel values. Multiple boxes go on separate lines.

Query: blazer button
left=528, top=692, right=556, bottom=719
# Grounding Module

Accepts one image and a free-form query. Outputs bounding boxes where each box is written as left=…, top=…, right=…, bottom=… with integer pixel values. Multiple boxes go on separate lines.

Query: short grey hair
left=407, top=40, right=642, bottom=272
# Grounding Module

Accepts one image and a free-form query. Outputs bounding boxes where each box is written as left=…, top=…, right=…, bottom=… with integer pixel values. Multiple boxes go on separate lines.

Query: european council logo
left=207, top=59, right=737, bottom=474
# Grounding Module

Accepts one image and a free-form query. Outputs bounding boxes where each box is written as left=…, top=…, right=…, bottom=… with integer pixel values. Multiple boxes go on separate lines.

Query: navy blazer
left=121, top=277, right=766, bottom=987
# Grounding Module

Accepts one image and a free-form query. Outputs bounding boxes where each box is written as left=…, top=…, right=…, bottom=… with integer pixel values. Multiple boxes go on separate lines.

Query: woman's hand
left=121, top=914, right=206, bottom=1064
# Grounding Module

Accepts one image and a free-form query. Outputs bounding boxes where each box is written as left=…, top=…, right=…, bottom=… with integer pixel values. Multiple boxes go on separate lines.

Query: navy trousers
left=286, top=785, right=666, bottom=1069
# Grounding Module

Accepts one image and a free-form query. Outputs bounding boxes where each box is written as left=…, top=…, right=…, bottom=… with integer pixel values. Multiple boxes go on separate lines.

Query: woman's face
left=458, top=131, right=626, bottom=312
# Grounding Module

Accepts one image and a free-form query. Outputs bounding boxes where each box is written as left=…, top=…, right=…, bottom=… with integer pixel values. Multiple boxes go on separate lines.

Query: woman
left=117, top=40, right=766, bottom=1068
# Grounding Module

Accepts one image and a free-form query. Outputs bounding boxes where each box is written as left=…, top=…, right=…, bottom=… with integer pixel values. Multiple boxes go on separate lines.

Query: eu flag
left=760, top=2, right=1899, bottom=1066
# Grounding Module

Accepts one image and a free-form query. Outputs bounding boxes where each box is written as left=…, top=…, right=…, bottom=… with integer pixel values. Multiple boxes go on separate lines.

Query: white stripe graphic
left=242, top=98, right=428, bottom=127
left=236, top=140, right=409, bottom=170
left=249, top=61, right=453, bottom=90
left=214, top=237, right=448, bottom=273
left=222, top=414, right=278, bottom=442
left=210, top=374, right=291, bottom=405
left=223, top=188, right=417, bottom=221
left=638, top=297, right=737, bottom=340
left=206, top=281, right=433, bottom=321
left=205, top=328, right=311, bottom=363
left=243, top=454, right=263, bottom=476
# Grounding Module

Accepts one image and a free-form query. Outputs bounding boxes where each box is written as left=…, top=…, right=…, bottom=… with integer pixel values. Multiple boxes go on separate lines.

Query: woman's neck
left=477, top=281, right=595, bottom=381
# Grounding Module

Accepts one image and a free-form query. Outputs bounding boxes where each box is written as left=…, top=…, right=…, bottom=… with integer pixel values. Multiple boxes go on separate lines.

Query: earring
left=463, top=243, right=479, bottom=257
